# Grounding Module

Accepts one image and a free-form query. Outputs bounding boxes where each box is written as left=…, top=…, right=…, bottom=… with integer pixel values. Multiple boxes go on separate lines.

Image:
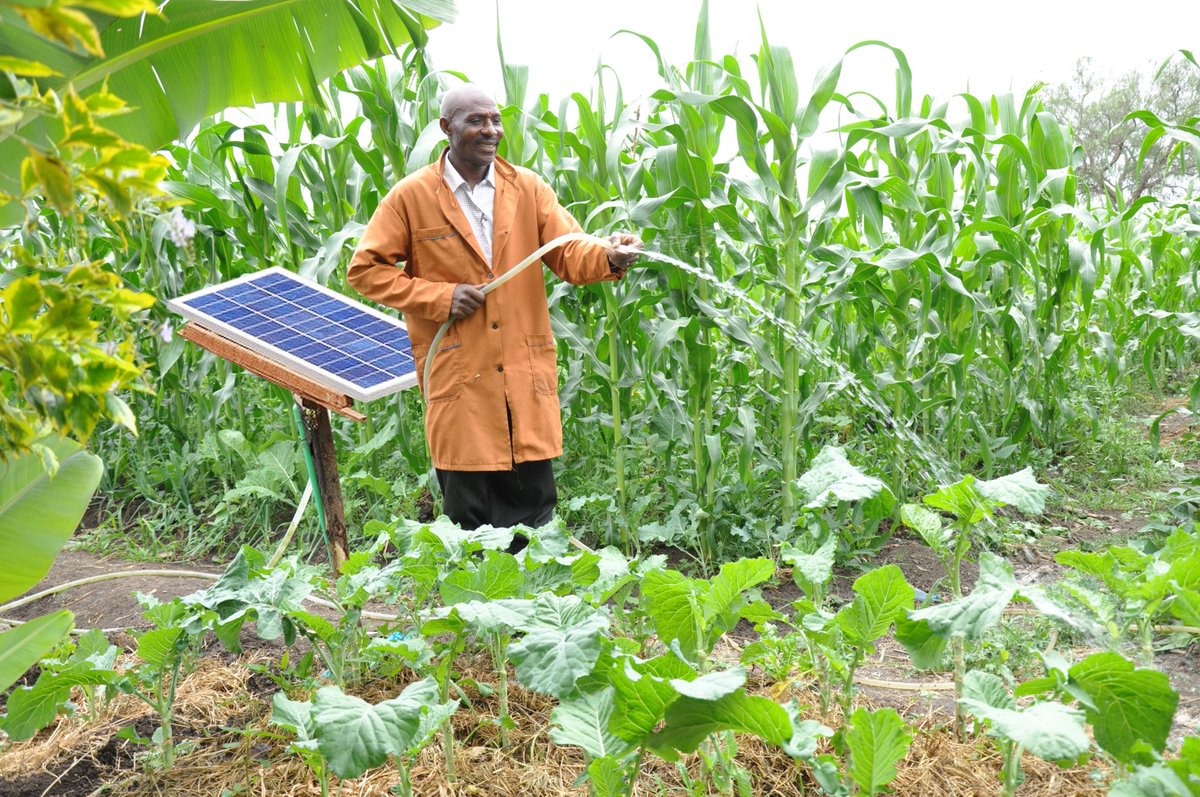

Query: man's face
left=441, top=97, right=503, bottom=173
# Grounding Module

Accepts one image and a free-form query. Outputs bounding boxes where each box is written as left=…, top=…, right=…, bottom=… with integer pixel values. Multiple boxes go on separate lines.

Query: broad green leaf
left=508, top=594, right=609, bottom=698
left=782, top=702, right=833, bottom=761
left=702, top=557, right=774, bottom=623
left=414, top=519, right=513, bottom=560
left=287, top=610, right=337, bottom=644
left=586, top=756, right=628, bottom=797
left=0, top=611, right=73, bottom=693
left=796, top=445, right=891, bottom=510
left=0, top=438, right=102, bottom=602
left=836, top=564, right=915, bottom=646
left=740, top=599, right=784, bottom=624
left=439, top=550, right=522, bottom=604
left=1067, top=653, right=1178, bottom=762
left=187, top=549, right=311, bottom=647
left=959, top=671, right=1088, bottom=762
left=641, top=568, right=706, bottom=662
left=909, top=553, right=1016, bottom=640
left=574, top=546, right=632, bottom=603
left=270, top=692, right=315, bottom=740
left=135, top=627, right=183, bottom=667
left=313, top=678, right=449, bottom=779
left=975, top=468, right=1049, bottom=514
left=922, top=476, right=993, bottom=524
left=845, top=708, right=912, bottom=795
left=1017, top=584, right=1104, bottom=637
left=2, top=657, right=124, bottom=741
left=436, top=599, right=534, bottom=633
left=894, top=614, right=947, bottom=670
left=521, top=518, right=571, bottom=563
left=409, top=698, right=458, bottom=756
left=549, top=687, right=631, bottom=759
left=609, top=654, right=694, bottom=743
left=781, top=536, right=836, bottom=595
left=648, top=689, right=792, bottom=761
left=1171, top=588, right=1200, bottom=627
left=1108, top=763, right=1195, bottom=797
left=670, top=667, right=745, bottom=700
left=900, top=503, right=950, bottom=555
left=1056, top=549, right=1124, bottom=594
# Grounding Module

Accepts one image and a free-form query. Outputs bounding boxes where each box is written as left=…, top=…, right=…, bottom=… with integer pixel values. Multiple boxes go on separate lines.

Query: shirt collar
left=442, top=154, right=492, bottom=193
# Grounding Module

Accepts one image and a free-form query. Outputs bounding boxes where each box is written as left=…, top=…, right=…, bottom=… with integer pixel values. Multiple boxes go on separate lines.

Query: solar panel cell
left=167, top=267, right=417, bottom=401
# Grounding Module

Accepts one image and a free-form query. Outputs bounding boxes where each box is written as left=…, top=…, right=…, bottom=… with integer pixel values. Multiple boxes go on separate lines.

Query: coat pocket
left=412, top=224, right=471, bottom=282
left=413, top=336, right=465, bottom=402
left=526, top=333, right=558, bottom=396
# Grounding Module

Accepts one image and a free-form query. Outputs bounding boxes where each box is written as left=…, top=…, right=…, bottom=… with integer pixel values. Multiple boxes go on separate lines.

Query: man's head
left=439, top=85, right=502, bottom=176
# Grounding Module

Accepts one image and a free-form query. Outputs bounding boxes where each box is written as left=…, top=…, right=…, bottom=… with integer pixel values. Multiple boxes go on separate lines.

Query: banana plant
left=0, top=0, right=455, bottom=222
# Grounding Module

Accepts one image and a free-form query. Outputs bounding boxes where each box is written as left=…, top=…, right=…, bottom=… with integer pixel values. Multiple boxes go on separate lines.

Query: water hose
left=267, top=479, right=313, bottom=569
left=421, top=232, right=618, bottom=394
left=292, top=401, right=331, bottom=557
left=0, top=570, right=400, bottom=623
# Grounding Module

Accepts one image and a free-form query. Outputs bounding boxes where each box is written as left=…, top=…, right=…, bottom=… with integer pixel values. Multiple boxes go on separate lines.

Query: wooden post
left=298, top=398, right=349, bottom=574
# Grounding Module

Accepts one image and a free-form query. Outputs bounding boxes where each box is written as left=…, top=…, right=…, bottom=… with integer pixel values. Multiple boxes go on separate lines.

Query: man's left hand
left=605, top=233, right=643, bottom=273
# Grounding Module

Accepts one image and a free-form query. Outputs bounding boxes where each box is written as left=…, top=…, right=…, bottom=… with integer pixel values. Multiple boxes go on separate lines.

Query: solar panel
left=167, top=267, right=417, bottom=402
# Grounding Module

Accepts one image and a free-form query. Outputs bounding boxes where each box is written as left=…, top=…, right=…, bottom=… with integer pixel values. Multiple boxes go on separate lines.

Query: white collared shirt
left=442, top=156, right=495, bottom=267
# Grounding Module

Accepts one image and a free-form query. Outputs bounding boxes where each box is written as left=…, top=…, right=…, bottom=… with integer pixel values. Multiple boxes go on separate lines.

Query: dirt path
left=1, top=550, right=221, bottom=631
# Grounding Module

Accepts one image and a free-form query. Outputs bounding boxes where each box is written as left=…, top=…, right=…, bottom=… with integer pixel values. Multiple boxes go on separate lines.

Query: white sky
left=425, top=0, right=1198, bottom=108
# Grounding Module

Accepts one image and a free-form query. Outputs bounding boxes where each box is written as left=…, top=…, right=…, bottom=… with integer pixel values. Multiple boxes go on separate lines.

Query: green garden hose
left=292, top=402, right=330, bottom=553
left=421, top=232, right=617, bottom=394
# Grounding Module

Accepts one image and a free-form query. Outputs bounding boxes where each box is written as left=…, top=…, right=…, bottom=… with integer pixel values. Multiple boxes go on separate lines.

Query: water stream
left=632, top=248, right=960, bottom=484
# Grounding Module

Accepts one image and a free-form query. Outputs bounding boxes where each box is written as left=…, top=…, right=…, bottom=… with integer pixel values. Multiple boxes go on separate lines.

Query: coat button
left=492, top=322, right=499, bottom=330
left=487, top=273, right=494, bottom=279
left=497, top=365, right=504, bottom=373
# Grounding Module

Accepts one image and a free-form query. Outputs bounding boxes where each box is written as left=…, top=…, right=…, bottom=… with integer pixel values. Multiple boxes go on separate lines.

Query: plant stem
left=603, top=288, right=629, bottom=549
left=624, top=747, right=647, bottom=797
left=439, top=638, right=462, bottom=783
left=1001, top=739, right=1023, bottom=797
left=952, top=637, right=966, bottom=739
left=1139, top=620, right=1155, bottom=667
left=160, top=655, right=182, bottom=768
left=494, top=637, right=510, bottom=748
left=395, top=762, right=412, bottom=797
left=948, top=522, right=971, bottom=737
left=780, top=221, right=802, bottom=526
left=842, top=652, right=862, bottom=720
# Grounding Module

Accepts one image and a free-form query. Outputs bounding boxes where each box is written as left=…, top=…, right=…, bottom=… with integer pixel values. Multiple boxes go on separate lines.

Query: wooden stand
left=179, top=322, right=358, bottom=573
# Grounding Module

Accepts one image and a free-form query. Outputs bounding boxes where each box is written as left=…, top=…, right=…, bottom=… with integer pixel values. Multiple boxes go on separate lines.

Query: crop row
left=6, top=459, right=1199, bottom=795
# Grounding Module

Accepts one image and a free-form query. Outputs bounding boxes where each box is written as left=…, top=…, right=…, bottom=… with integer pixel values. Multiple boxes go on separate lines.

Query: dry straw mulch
left=0, top=655, right=1112, bottom=796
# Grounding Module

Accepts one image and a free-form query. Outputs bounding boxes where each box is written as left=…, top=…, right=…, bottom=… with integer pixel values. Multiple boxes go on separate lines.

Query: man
left=348, top=85, right=641, bottom=539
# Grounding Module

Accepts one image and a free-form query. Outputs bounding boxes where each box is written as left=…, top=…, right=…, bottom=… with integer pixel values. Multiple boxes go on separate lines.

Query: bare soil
left=1, top=550, right=220, bottom=631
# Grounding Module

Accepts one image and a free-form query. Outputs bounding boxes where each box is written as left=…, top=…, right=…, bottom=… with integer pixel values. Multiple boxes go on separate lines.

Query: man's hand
left=450, top=284, right=486, bottom=319
left=606, top=233, right=643, bottom=273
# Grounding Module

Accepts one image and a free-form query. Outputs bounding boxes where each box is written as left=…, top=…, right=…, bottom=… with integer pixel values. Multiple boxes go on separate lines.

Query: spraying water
left=630, top=247, right=960, bottom=483
left=421, top=233, right=958, bottom=484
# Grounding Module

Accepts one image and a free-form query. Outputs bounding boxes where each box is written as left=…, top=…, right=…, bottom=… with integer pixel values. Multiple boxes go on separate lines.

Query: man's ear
left=439, top=117, right=451, bottom=136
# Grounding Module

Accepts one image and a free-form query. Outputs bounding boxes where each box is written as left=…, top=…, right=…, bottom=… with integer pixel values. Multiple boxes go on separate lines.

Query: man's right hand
left=449, top=284, right=486, bottom=320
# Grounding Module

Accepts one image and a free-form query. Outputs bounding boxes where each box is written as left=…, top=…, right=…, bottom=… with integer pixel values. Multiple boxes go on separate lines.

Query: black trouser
left=435, top=459, right=557, bottom=533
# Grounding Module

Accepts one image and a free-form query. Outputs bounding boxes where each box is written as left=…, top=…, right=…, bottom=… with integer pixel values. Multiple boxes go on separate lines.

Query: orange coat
left=347, top=153, right=619, bottom=471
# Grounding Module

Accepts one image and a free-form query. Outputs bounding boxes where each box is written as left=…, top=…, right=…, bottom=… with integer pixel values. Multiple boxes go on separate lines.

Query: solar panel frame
left=167, top=267, right=418, bottom=402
